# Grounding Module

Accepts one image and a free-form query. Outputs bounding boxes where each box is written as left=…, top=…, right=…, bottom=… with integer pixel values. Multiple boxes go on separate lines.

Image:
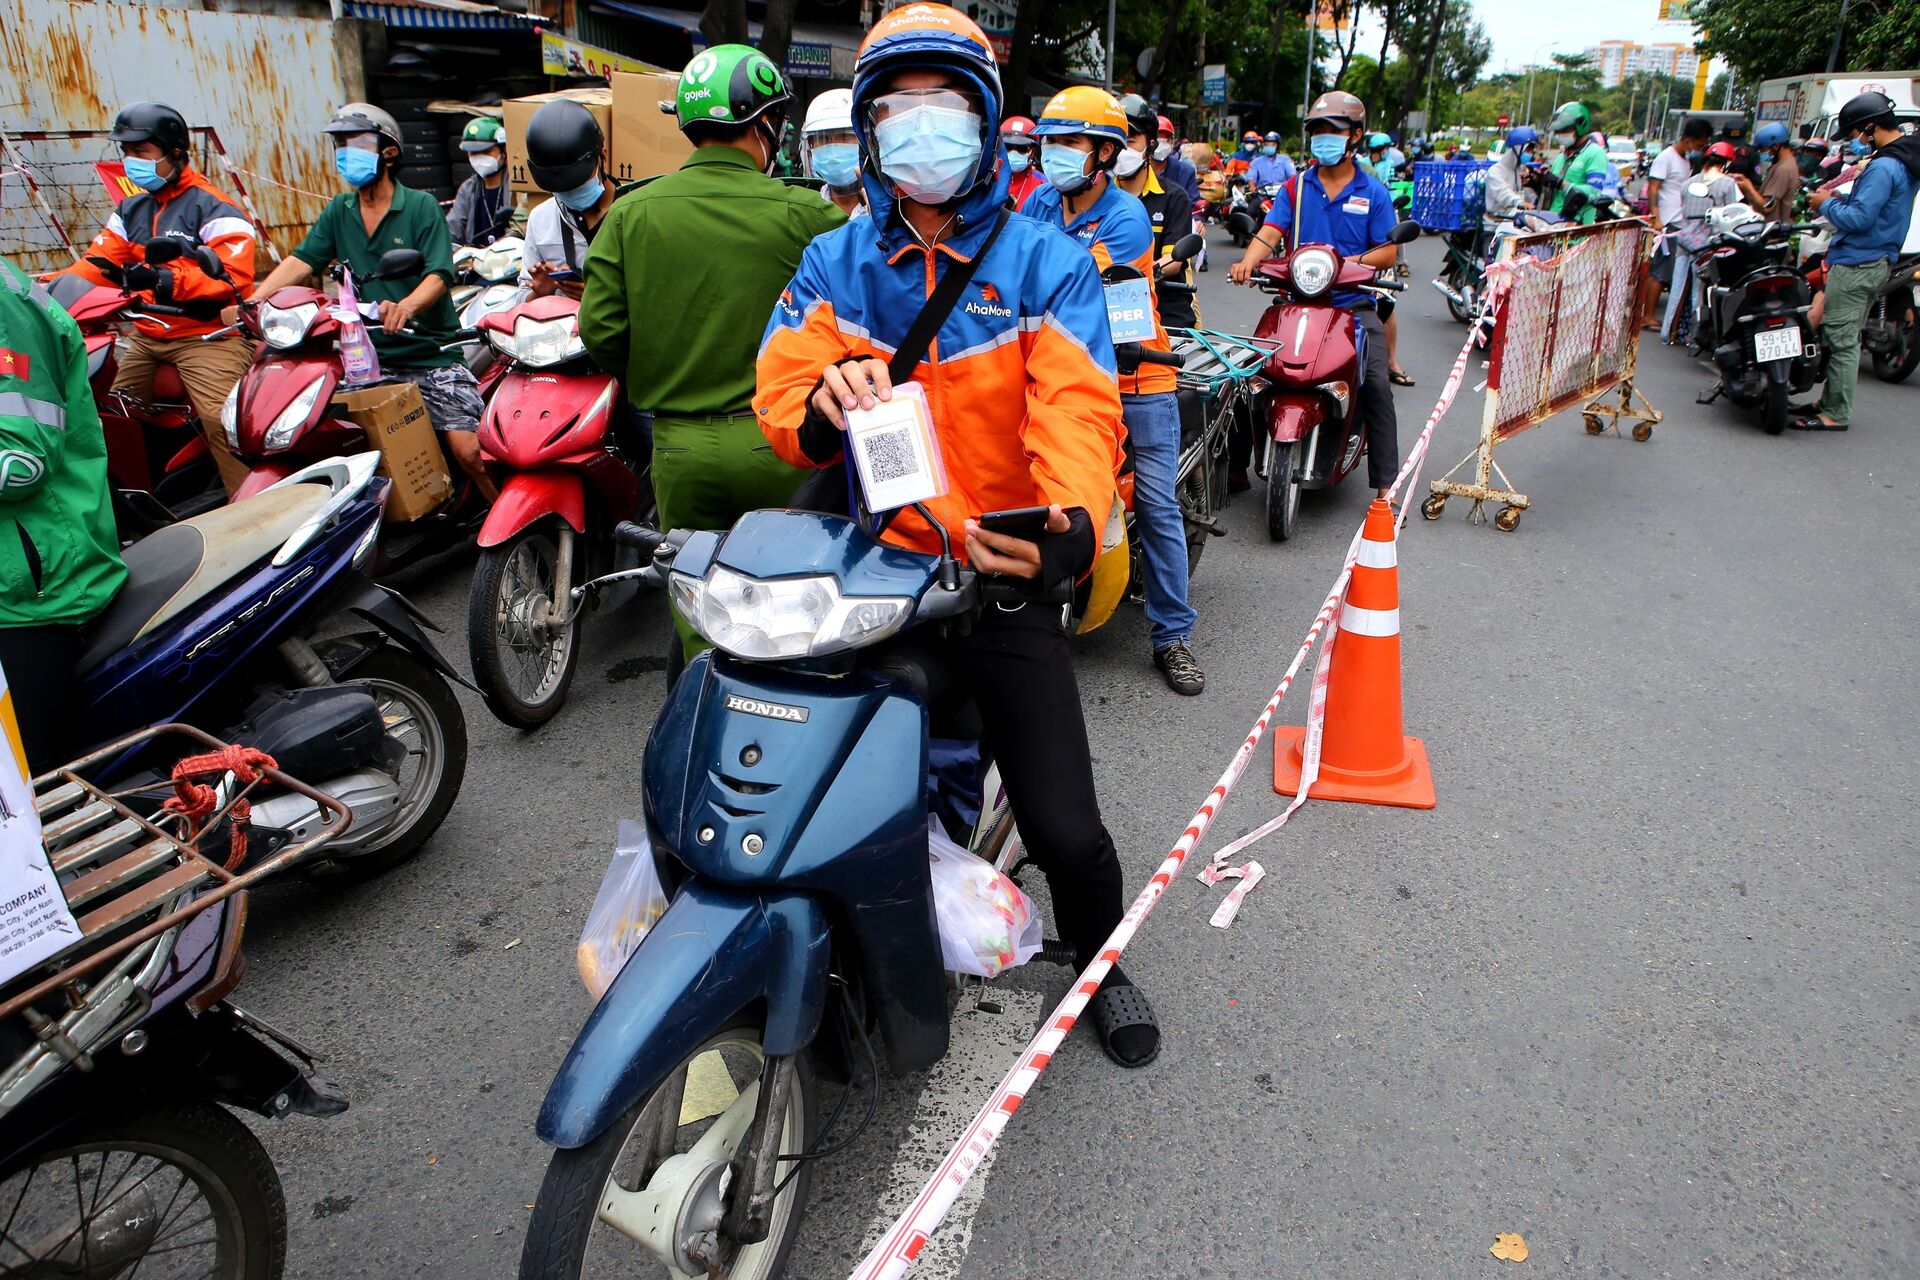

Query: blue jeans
left=1122, top=392, right=1197, bottom=651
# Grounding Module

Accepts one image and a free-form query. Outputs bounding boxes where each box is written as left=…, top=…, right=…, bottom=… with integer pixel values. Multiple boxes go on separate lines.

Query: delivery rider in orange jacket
left=63, top=102, right=256, bottom=495
left=754, top=4, right=1162, bottom=1069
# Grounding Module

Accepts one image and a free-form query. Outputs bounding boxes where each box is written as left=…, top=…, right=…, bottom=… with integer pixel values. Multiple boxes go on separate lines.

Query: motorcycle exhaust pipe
left=1431, top=278, right=1467, bottom=307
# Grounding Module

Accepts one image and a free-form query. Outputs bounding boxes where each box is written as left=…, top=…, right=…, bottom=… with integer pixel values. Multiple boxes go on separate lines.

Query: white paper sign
left=0, top=662, right=81, bottom=987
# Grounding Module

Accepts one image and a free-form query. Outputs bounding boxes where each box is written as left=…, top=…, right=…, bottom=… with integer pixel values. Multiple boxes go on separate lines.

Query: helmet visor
left=867, top=87, right=980, bottom=126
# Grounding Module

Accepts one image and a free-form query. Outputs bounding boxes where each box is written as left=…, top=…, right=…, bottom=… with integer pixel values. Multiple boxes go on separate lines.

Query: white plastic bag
left=576, top=820, right=668, bottom=999
left=926, top=818, right=1041, bottom=978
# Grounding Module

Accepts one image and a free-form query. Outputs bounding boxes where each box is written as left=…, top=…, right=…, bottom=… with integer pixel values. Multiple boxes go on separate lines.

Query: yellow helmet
left=1073, top=495, right=1131, bottom=636
left=1033, top=86, right=1129, bottom=143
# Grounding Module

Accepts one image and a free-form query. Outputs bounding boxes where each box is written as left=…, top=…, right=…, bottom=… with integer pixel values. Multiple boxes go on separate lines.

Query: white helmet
left=803, top=88, right=855, bottom=137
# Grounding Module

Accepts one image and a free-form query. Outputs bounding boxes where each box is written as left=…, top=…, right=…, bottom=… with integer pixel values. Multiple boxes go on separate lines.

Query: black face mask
left=1797, top=154, right=1821, bottom=178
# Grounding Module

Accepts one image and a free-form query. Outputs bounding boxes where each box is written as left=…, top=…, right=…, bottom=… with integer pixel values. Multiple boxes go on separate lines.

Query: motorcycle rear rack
left=0, top=723, right=352, bottom=1026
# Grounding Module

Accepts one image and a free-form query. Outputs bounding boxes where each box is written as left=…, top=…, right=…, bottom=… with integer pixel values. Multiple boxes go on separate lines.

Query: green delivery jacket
left=0, top=258, right=126, bottom=628
left=1550, top=138, right=1614, bottom=225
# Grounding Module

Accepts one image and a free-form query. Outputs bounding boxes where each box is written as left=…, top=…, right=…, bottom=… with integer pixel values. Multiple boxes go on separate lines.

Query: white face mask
left=1114, top=146, right=1147, bottom=178
left=1153, top=140, right=1174, bottom=162
left=469, top=153, right=502, bottom=178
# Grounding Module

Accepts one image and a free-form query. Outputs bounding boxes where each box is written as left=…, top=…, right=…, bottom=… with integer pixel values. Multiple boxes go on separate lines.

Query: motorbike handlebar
left=1117, top=343, right=1186, bottom=369
left=613, top=521, right=667, bottom=555
left=1157, top=280, right=1197, bottom=296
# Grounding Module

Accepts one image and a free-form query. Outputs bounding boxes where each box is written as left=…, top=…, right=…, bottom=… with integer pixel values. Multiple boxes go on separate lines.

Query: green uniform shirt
left=292, top=183, right=460, bottom=368
left=0, top=259, right=127, bottom=628
left=580, top=147, right=844, bottom=416
left=1550, top=141, right=1614, bottom=225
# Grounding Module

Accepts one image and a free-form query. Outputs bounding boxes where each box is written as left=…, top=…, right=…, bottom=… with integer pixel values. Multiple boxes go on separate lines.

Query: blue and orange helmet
left=851, top=3, right=1004, bottom=200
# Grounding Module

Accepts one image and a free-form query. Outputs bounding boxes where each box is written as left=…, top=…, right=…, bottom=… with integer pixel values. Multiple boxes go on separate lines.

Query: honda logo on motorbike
left=724, top=694, right=809, bottom=723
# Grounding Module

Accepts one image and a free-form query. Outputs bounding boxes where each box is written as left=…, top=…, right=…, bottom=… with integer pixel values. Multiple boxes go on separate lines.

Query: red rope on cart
left=163, top=746, right=277, bottom=869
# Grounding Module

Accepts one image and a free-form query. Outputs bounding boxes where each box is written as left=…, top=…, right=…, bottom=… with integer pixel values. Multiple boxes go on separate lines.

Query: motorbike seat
left=77, top=483, right=332, bottom=674
left=151, top=365, right=189, bottom=403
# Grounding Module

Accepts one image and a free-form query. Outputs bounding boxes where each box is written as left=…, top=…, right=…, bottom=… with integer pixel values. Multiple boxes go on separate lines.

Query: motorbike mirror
left=1100, top=263, right=1147, bottom=283
left=192, top=245, right=232, bottom=281
left=1169, top=232, right=1205, bottom=263
left=1389, top=219, right=1422, bottom=246
left=142, top=237, right=184, bottom=266
left=372, top=248, right=427, bottom=281
left=1227, top=210, right=1257, bottom=239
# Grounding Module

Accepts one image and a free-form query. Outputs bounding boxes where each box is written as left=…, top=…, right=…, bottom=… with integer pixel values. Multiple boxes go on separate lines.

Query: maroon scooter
left=1250, top=220, right=1420, bottom=541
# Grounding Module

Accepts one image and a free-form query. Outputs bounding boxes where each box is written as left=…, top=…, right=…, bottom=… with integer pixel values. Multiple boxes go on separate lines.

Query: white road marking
left=855, top=987, right=1044, bottom=1277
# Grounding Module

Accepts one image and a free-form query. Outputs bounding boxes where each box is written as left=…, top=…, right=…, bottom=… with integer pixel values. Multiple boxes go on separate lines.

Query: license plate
left=1754, top=327, right=1803, bottom=362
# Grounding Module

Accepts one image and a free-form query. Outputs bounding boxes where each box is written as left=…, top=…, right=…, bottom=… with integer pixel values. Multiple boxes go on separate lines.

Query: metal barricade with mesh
left=1424, top=217, right=1662, bottom=530
left=0, top=127, right=285, bottom=274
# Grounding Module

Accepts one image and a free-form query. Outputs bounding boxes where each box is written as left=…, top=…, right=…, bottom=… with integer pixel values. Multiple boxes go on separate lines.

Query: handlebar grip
left=1132, top=348, right=1185, bottom=368
left=1371, top=279, right=1407, bottom=292
left=1157, top=281, right=1197, bottom=295
left=613, top=521, right=666, bottom=554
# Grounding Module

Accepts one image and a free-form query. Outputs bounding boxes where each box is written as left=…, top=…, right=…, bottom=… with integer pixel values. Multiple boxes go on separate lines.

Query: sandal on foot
left=1789, top=414, right=1848, bottom=431
left=1089, top=982, right=1161, bottom=1068
left=1389, top=368, right=1415, bottom=387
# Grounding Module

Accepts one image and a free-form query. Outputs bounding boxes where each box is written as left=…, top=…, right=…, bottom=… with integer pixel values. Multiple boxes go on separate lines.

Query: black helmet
left=526, top=99, right=604, bottom=193
left=109, top=101, right=190, bottom=154
left=1115, top=93, right=1157, bottom=140
left=1837, top=90, right=1898, bottom=138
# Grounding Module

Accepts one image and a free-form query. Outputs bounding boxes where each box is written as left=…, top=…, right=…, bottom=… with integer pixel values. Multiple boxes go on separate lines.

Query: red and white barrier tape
left=845, top=281, right=1506, bottom=1280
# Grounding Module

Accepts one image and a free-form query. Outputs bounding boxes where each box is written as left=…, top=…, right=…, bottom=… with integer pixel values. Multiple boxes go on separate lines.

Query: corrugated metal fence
left=0, top=0, right=352, bottom=271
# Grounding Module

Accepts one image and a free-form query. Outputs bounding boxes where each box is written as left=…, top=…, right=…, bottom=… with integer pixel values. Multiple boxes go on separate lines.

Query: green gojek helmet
left=666, top=44, right=793, bottom=134
left=1548, top=101, right=1592, bottom=140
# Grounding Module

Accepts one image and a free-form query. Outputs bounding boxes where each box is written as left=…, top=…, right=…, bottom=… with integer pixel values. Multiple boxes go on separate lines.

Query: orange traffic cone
left=1274, top=499, right=1436, bottom=809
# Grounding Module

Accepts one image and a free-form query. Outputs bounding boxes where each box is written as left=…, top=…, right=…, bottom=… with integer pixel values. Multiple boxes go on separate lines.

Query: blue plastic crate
left=1412, top=160, right=1493, bottom=232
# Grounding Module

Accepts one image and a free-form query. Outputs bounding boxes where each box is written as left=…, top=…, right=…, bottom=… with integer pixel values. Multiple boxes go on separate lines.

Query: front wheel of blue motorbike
left=520, top=1021, right=815, bottom=1280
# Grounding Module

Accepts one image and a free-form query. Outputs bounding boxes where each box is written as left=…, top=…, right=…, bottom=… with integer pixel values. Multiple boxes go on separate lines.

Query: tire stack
left=382, top=94, right=458, bottom=206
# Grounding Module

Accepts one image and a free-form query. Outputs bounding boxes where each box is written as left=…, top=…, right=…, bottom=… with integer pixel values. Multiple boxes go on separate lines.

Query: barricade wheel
left=1631, top=421, right=1653, bottom=442
left=1494, top=505, right=1522, bottom=532
left=1583, top=413, right=1605, bottom=435
left=1420, top=494, right=1447, bottom=521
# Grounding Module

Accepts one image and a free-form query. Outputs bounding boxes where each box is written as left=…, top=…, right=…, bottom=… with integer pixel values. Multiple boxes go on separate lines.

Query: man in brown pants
left=64, top=101, right=257, bottom=495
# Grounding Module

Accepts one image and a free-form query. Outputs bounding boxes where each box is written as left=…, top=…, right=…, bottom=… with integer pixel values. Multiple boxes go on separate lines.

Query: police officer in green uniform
left=1542, top=101, right=1613, bottom=225
left=579, top=45, right=845, bottom=659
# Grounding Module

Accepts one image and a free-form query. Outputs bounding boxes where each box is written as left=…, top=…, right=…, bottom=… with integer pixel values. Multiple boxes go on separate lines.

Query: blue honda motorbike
left=520, top=509, right=1053, bottom=1279
left=72, top=452, right=469, bottom=876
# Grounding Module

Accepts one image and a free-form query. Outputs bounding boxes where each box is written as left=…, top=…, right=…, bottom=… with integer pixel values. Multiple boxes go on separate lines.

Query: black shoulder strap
left=886, top=208, right=1010, bottom=384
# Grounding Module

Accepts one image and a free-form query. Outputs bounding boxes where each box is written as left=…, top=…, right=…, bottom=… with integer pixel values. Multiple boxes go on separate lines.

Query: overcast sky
left=1466, top=0, right=1716, bottom=76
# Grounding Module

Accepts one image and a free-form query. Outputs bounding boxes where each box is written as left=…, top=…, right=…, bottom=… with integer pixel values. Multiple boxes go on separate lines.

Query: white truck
left=1753, top=71, right=1920, bottom=140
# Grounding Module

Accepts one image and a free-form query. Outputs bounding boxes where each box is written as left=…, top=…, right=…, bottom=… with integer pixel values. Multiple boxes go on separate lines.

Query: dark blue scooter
left=72, top=452, right=469, bottom=876
left=520, top=509, right=1050, bottom=1279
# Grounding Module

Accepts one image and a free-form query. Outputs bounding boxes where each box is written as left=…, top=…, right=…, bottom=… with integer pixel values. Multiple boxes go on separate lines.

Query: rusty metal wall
left=0, top=0, right=351, bottom=270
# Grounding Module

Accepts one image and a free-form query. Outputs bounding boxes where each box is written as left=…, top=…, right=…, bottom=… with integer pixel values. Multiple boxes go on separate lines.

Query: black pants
left=1354, top=307, right=1401, bottom=489
left=0, top=624, right=82, bottom=777
left=885, top=603, right=1125, bottom=972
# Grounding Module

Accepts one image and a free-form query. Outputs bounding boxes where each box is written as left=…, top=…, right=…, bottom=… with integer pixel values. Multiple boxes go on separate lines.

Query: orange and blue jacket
left=1021, top=177, right=1179, bottom=396
left=756, top=165, right=1123, bottom=568
left=64, top=166, right=255, bottom=340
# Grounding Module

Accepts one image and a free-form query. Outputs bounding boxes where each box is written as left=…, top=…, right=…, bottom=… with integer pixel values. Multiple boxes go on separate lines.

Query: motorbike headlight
left=510, top=314, right=586, bottom=368
left=668, top=566, right=912, bottom=660
left=220, top=383, right=241, bottom=450
left=260, top=301, right=319, bottom=350
left=1290, top=247, right=1337, bottom=298
left=264, top=378, right=328, bottom=452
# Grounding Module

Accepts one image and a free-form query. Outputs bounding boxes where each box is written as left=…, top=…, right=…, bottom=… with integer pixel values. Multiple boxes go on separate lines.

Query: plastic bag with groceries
left=576, top=819, right=668, bottom=999
left=927, top=817, right=1041, bottom=979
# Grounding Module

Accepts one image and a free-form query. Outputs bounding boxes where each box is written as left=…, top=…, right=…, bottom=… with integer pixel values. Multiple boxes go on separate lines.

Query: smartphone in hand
left=977, top=506, right=1051, bottom=542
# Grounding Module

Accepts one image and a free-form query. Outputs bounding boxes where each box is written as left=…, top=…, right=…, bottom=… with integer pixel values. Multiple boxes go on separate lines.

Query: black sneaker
left=1153, top=642, right=1205, bottom=696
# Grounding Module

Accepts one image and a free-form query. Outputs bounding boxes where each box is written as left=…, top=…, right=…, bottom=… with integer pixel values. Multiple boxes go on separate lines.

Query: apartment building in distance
left=1585, top=40, right=1702, bottom=87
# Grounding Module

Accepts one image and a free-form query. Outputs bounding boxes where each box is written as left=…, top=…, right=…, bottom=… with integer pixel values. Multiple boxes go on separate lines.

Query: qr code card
left=845, top=381, right=948, bottom=512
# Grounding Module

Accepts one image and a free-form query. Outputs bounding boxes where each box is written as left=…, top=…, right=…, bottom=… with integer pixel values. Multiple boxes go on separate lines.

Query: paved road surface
left=239, top=230, right=1919, bottom=1279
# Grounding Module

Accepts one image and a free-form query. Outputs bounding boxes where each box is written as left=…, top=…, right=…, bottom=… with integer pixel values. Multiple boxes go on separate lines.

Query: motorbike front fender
left=334, top=575, right=476, bottom=690
left=477, top=470, right=587, bottom=548
left=1269, top=395, right=1322, bottom=443
left=536, top=880, right=832, bottom=1149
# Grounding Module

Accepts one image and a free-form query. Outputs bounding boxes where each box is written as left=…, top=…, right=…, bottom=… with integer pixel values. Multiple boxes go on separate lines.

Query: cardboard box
left=332, top=383, right=451, bottom=522
left=609, top=71, right=694, bottom=185
left=503, top=88, right=614, bottom=195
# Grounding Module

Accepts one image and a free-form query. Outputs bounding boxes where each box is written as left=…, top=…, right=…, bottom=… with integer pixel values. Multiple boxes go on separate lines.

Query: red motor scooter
left=46, top=273, right=224, bottom=531
left=1250, top=219, right=1420, bottom=541
left=220, top=249, right=488, bottom=569
left=465, top=293, right=649, bottom=729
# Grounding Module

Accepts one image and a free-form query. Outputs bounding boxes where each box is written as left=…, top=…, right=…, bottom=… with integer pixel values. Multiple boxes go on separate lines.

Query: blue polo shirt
left=1261, top=164, right=1396, bottom=308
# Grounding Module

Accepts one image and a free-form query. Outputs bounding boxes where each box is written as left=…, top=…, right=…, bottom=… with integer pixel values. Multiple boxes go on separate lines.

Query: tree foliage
left=1692, top=0, right=1920, bottom=84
